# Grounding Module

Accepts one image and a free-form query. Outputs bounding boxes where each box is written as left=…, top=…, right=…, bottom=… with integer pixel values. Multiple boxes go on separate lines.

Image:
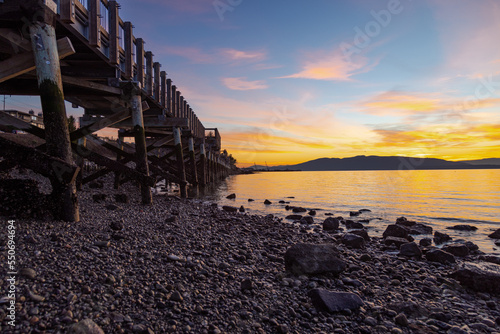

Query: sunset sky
left=6, top=0, right=500, bottom=166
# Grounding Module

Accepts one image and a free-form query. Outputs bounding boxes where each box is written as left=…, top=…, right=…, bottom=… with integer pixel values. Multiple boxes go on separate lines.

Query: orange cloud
left=280, top=51, right=378, bottom=81
left=222, top=77, right=268, bottom=91
left=221, top=49, right=266, bottom=62
left=160, top=46, right=267, bottom=64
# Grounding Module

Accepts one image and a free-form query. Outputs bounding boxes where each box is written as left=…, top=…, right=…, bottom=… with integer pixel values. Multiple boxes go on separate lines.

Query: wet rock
left=395, top=313, right=409, bottom=327
left=323, top=217, right=340, bottom=231
left=241, top=278, right=253, bottom=292
left=68, top=319, right=105, bottom=334
left=342, top=233, right=365, bottom=249
left=449, top=262, right=500, bottom=295
left=446, top=225, right=478, bottom=231
left=284, top=243, right=346, bottom=275
left=434, top=231, right=452, bottom=244
left=443, top=244, right=469, bottom=257
left=409, top=223, right=433, bottom=235
left=349, top=211, right=360, bottom=217
left=264, top=199, right=272, bottom=205
left=226, top=193, right=236, bottom=199
left=426, top=249, right=456, bottom=264
left=384, top=236, right=410, bottom=248
left=464, top=241, right=479, bottom=251
left=419, top=238, right=432, bottom=247
left=300, top=216, right=314, bottom=224
left=350, top=229, right=370, bottom=241
left=239, top=206, right=245, bottom=213
left=359, top=209, right=371, bottom=213
left=308, top=289, right=363, bottom=313
left=248, top=198, right=254, bottom=202
left=114, top=194, right=129, bottom=204
left=346, top=221, right=364, bottom=229
left=399, top=242, right=422, bottom=258
left=169, top=291, right=183, bottom=302
left=383, top=224, right=409, bottom=239
left=488, top=228, right=500, bottom=239
left=479, top=255, right=500, bottom=265
left=308, top=210, right=316, bottom=216
left=286, top=215, right=303, bottom=221
left=292, top=207, right=307, bottom=213
left=396, top=217, right=415, bottom=227
left=222, top=206, right=238, bottom=213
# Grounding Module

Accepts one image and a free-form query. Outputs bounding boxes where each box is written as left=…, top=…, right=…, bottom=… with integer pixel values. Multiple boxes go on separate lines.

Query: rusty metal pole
left=30, top=19, right=79, bottom=222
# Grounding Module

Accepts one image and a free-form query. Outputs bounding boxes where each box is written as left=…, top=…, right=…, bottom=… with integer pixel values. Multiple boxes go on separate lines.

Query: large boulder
left=409, top=223, right=433, bottom=235
left=346, top=221, right=364, bottom=229
left=342, top=233, right=365, bottom=249
left=446, top=225, right=478, bottom=231
left=443, top=244, right=470, bottom=257
left=284, top=244, right=346, bottom=275
left=300, top=216, right=314, bottom=224
left=383, top=224, right=409, bottom=239
left=488, top=228, right=500, bottom=239
left=384, top=236, right=410, bottom=248
left=433, top=231, right=452, bottom=244
left=309, top=289, right=363, bottom=313
left=449, top=262, right=500, bottom=295
left=350, top=229, right=370, bottom=241
left=399, top=242, right=422, bottom=258
left=425, top=249, right=456, bottom=264
left=396, top=217, right=416, bottom=227
left=323, top=217, right=340, bottom=231
left=68, top=319, right=105, bottom=334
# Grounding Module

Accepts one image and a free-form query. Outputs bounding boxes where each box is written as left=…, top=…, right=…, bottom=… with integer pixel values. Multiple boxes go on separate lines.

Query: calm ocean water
left=199, top=169, right=500, bottom=254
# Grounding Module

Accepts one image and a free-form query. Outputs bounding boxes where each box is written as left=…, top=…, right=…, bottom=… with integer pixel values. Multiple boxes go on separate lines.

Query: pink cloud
left=222, top=77, right=268, bottom=90
left=221, top=49, right=266, bottom=62
left=159, top=46, right=267, bottom=64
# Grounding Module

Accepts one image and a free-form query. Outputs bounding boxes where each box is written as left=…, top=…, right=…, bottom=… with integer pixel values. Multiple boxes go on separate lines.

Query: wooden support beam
left=172, top=85, right=178, bottom=117
left=188, top=136, right=198, bottom=186
left=160, top=71, right=167, bottom=108
left=89, top=0, right=101, bottom=47
left=108, top=0, right=119, bottom=65
left=108, top=116, right=188, bottom=129
left=173, top=127, right=187, bottom=198
left=166, top=78, right=172, bottom=116
left=180, top=95, right=184, bottom=118
left=0, top=37, right=75, bottom=84
left=199, top=142, right=207, bottom=186
left=62, top=75, right=122, bottom=95
left=30, top=22, right=79, bottom=222
left=124, top=22, right=134, bottom=79
left=145, top=51, right=153, bottom=96
left=59, top=0, right=76, bottom=23
left=75, top=137, right=86, bottom=191
left=0, top=111, right=46, bottom=138
left=154, top=62, right=161, bottom=102
left=114, top=133, right=124, bottom=189
left=71, top=107, right=131, bottom=141
left=136, top=38, right=145, bottom=88
left=0, top=28, right=32, bottom=53
left=0, top=136, right=79, bottom=186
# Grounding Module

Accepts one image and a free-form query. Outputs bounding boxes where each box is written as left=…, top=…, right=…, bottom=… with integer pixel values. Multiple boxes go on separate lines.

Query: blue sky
left=6, top=0, right=500, bottom=166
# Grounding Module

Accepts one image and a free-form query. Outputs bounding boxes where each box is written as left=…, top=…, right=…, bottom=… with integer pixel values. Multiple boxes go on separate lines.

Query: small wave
left=432, top=217, right=500, bottom=225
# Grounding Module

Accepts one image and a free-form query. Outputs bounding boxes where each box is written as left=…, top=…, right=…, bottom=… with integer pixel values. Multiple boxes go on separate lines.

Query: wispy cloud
left=222, top=77, right=268, bottom=91
left=280, top=50, right=378, bottom=81
left=160, top=46, right=267, bottom=64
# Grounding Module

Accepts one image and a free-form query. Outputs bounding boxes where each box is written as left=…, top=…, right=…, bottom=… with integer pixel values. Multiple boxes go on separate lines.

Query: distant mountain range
left=250, top=156, right=500, bottom=171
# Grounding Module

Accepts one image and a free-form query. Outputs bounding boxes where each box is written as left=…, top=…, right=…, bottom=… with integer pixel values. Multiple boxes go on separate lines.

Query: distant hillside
left=460, top=158, right=500, bottom=166
left=267, top=156, right=500, bottom=171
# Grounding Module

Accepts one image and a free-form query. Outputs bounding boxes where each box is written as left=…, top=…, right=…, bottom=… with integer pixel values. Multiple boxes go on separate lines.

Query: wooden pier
left=0, top=0, right=234, bottom=221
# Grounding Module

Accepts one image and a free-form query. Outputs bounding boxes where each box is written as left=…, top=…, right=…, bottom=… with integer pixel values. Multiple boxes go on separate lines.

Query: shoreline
left=1, top=175, right=500, bottom=333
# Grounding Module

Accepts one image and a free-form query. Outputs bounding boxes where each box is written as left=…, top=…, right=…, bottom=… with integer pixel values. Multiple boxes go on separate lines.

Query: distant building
left=1, top=109, right=45, bottom=129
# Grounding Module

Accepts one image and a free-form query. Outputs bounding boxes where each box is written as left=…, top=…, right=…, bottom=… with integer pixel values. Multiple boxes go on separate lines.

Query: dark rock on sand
left=383, top=224, right=409, bottom=239
left=409, top=223, right=433, bottom=235
left=110, top=220, right=124, bottom=231
left=323, top=217, right=340, bottom=231
left=264, top=199, right=272, bottom=205
left=308, top=289, right=363, bottom=313
left=300, top=216, right=314, bottom=224
left=68, top=319, right=105, bottom=334
left=488, top=228, right=500, bottom=239
left=399, top=242, right=422, bottom=258
left=308, top=210, right=316, bottom=216
left=384, top=236, right=410, bottom=248
left=342, top=233, right=365, bottom=249
left=226, top=193, right=236, bottom=199
left=286, top=215, right=303, bottom=221
left=449, top=262, right=500, bottom=295
left=284, top=243, right=346, bottom=275
left=426, top=249, right=456, bottom=264
left=292, top=207, right=307, bottom=213
left=446, top=225, right=478, bottom=231
left=222, top=206, right=238, bottom=213
left=396, top=216, right=416, bottom=227
left=346, top=221, right=364, bottom=230
left=464, top=241, right=479, bottom=251
left=350, top=229, right=370, bottom=241
left=419, top=238, right=432, bottom=247
left=434, top=231, right=452, bottom=244
left=443, top=244, right=470, bottom=257
left=359, top=209, right=371, bottom=213
left=248, top=198, right=254, bottom=202
left=239, top=206, right=245, bottom=213
left=349, top=211, right=360, bottom=217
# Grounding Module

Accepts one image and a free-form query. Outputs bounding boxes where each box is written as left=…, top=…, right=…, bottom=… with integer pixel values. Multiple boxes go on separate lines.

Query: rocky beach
left=1, top=171, right=500, bottom=334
